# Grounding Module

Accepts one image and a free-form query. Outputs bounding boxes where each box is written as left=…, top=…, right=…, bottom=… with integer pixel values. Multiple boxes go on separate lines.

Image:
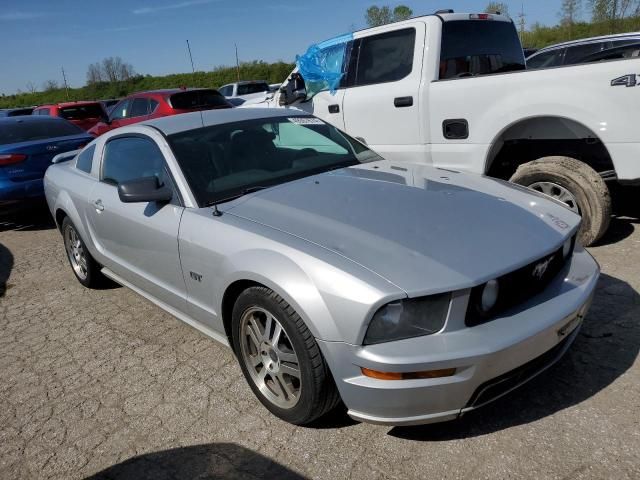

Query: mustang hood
left=227, top=161, right=581, bottom=295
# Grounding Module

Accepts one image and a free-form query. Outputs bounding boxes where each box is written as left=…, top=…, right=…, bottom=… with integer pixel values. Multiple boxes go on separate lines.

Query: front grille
left=466, top=237, right=575, bottom=327
left=465, top=333, right=573, bottom=409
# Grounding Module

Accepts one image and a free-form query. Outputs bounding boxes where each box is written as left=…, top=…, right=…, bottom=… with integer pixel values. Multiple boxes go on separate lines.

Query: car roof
left=532, top=32, right=640, bottom=55
left=142, top=107, right=309, bottom=136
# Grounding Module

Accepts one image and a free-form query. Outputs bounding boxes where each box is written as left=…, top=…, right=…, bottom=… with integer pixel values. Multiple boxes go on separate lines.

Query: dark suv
left=526, top=32, right=640, bottom=69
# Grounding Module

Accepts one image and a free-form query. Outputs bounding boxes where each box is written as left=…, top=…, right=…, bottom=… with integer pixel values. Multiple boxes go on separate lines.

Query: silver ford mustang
left=44, top=108, right=599, bottom=426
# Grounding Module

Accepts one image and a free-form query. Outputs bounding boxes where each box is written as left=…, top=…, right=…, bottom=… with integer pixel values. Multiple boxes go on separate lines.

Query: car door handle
left=93, top=199, right=104, bottom=212
left=394, top=96, right=413, bottom=108
left=328, top=104, right=340, bottom=114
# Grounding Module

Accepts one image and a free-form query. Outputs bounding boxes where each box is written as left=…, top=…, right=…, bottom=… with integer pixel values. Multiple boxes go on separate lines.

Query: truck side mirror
left=280, top=73, right=307, bottom=106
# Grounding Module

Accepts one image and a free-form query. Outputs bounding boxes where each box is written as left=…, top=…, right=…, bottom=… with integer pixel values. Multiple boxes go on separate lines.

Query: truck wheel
left=509, top=156, right=611, bottom=246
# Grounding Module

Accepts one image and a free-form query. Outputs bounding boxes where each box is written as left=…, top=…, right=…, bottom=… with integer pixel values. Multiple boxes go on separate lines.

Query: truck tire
left=509, top=156, right=611, bottom=246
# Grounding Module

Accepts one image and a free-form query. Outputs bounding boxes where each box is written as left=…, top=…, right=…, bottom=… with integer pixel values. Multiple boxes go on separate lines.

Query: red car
left=88, top=88, right=232, bottom=136
left=32, top=101, right=106, bottom=131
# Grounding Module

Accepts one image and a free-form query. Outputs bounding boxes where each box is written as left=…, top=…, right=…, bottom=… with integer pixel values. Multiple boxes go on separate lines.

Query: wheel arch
left=484, top=115, right=615, bottom=179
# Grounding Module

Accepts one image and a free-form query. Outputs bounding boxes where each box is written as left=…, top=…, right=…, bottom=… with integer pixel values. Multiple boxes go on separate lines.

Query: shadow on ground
left=0, top=201, right=55, bottom=233
left=595, top=185, right=639, bottom=246
left=389, top=273, right=639, bottom=441
left=0, top=242, right=13, bottom=298
left=84, top=442, right=306, bottom=480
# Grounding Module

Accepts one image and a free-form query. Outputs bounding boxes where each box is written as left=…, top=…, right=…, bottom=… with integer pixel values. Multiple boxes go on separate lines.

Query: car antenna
left=186, top=39, right=205, bottom=128
left=212, top=202, right=222, bottom=217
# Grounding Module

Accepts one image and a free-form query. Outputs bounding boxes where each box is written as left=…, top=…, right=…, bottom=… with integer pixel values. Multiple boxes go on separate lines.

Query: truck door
left=342, top=24, right=425, bottom=161
left=295, top=90, right=346, bottom=131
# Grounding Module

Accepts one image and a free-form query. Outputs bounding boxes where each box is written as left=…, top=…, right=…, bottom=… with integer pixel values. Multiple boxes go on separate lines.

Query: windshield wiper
left=208, top=186, right=268, bottom=216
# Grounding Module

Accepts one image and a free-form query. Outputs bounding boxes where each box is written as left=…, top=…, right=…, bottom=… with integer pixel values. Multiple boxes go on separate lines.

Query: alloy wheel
left=239, top=306, right=301, bottom=409
left=64, top=224, right=88, bottom=280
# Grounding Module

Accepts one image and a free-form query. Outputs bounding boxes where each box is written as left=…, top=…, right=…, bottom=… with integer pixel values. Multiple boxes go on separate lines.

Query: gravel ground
left=1, top=187, right=639, bottom=480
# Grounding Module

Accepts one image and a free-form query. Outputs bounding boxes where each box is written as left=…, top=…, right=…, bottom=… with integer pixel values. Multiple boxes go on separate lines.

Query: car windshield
left=167, top=116, right=382, bottom=206
left=0, top=119, right=84, bottom=145
left=59, top=104, right=105, bottom=120
left=237, top=83, right=270, bottom=95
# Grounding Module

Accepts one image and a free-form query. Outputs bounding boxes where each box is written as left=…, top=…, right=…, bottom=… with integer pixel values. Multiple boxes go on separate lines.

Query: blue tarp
left=295, top=33, right=353, bottom=96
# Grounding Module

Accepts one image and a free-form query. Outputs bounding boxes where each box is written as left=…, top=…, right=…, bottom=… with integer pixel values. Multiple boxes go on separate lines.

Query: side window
left=219, top=86, right=230, bottom=96
left=130, top=98, right=150, bottom=117
left=149, top=99, right=159, bottom=114
left=102, top=136, right=167, bottom=185
left=110, top=99, right=130, bottom=120
left=564, top=43, right=604, bottom=65
left=76, top=145, right=96, bottom=174
left=354, top=28, right=416, bottom=86
left=526, top=49, right=563, bottom=69
left=610, top=38, right=640, bottom=48
left=39, top=108, right=50, bottom=116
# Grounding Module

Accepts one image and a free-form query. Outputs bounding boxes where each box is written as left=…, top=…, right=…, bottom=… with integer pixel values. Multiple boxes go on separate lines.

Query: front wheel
left=232, top=286, right=340, bottom=425
left=509, top=156, right=611, bottom=246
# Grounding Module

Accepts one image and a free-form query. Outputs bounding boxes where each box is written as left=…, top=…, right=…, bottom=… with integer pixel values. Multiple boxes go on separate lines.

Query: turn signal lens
left=361, top=367, right=456, bottom=380
left=0, top=154, right=27, bottom=166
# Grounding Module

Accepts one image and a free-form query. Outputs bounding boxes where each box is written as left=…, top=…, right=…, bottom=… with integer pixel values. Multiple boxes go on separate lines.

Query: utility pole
left=517, top=3, right=526, bottom=45
left=235, top=43, right=240, bottom=81
left=61, top=66, right=70, bottom=100
left=186, top=39, right=196, bottom=73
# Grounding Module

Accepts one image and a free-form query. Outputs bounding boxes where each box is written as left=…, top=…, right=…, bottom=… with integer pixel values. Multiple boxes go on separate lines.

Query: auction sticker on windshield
left=288, top=117, right=324, bottom=125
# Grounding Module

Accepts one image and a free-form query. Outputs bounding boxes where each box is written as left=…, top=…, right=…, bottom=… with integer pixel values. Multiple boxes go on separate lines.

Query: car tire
left=232, top=286, right=341, bottom=425
left=61, top=217, right=104, bottom=288
left=509, top=156, right=611, bottom=246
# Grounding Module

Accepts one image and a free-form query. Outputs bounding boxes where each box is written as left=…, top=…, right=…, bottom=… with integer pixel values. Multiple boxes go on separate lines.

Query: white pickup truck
left=251, top=11, right=640, bottom=246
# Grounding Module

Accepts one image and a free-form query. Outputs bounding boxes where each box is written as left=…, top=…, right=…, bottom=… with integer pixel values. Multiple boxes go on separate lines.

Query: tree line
left=0, top=60, right=294, bottom=108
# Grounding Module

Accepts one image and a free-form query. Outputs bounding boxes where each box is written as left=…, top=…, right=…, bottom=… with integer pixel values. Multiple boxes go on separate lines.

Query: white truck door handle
left=93, top=199, right=104, bottom=212
left=394, top=96, right=413, bottom=108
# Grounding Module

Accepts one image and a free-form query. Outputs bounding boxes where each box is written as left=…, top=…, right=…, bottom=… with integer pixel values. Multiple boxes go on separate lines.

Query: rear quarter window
left=76, top=145, right=96, bottom=174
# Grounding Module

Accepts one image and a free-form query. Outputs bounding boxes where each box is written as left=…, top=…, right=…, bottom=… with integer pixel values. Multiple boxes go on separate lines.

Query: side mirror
left=117, top=176, right=173, bottom=203
left=279, top=73, right=307, bottom=106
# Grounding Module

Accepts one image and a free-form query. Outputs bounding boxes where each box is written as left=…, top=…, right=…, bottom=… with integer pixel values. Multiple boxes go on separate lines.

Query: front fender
left=217, top=246, right=402, bottom=343
left=219, top=249, right=338, bottom=341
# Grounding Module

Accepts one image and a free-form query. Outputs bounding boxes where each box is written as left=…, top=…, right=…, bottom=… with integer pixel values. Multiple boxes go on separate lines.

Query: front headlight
left=363, top=293, right=451, bottom=345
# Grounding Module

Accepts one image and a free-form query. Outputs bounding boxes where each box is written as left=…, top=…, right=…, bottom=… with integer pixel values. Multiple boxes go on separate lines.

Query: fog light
left=481, top=279, right=500, bottom=312
left=361, top=367, right=456, bottom=380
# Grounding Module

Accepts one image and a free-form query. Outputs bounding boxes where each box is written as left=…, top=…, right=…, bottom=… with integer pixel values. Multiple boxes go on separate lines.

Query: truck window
left=354, top=28, right=416, bottom=86
left=237, top=83, right=270, bottom=95
left=439, top=20, right=525, bottom=79
left=563, top=42, right=604, bottom=65
left=526, top=49, right=563, bottom=69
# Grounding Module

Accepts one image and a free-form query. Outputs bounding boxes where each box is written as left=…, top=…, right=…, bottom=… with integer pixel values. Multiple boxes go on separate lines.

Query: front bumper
left=318, top=246, right=599, bottom=426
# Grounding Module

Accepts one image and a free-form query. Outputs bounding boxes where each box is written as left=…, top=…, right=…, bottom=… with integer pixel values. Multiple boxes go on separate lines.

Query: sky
left=1, top=0, right=566, bottom=95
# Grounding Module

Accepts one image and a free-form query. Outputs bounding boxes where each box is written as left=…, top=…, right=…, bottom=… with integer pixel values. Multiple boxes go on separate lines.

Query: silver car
left=44, top=108, right=599, bottom=426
